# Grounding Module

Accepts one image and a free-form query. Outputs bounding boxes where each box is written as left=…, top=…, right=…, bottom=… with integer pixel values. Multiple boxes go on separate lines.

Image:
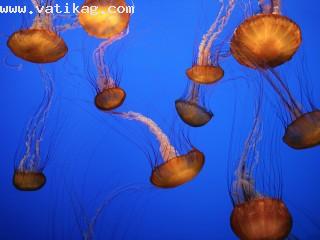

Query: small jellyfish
left=13, top=67, right=54, bottom=191
left=230, top=0, right=302, bottom=69
left=262, top=69, right=320, bottom=149
left=7, top=0, right=68, bottom=63
left=176, top=0, right=235, bottom=127
left=92, top=30, right=128, bottom=111
left=115, top=111, right=205, bottom=188
left=78, top=0, right=131, bottom=39
left=284, top=111, right=320, bottom=149
left=175, top=83, right=213, bottom=127
left=230, top=103, right=292, bottom=239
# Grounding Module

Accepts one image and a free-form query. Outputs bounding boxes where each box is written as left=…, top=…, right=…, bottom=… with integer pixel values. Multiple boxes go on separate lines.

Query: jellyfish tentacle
left=55, top=17, right=81, bottom=33
left=204, top=0, right=236, bottom=65
left=94, top=29, right=129, bottom=90
left=197, top=0, right=225, bottom=66
left=31, top=0, right=40, bottom=9
left=258, top=0, right=272, bottom=13
left=233, top=104, right=262, bottom=203
left=18, top=67, right=54, bottom=171
left=272, top=0, right=281, bottom=14
left=261, top=70, right=302, bottom=120
left=269, top=69, right=303, bottom=118
left=188, top=82, right=201, bottom=103
left=84, top=185, right=142, bottom=240
left=117, top=112, right=179, bottom=161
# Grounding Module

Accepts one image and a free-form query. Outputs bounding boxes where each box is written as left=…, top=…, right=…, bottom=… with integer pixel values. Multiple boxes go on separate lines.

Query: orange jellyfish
left=13, top=67, right=54, bottom=191
left=229, top=105, right=292, bottom=240
left=92, top=31, right=128, bottom=111
left=230, top=0, right=302, bottom=69
left=261, top=69, right=320, bottom=149
left=176, top=0, right=235, bottom=127
left=78, top=0, right=131, bottom=39
left=114, top=111, right=205, bottom=188
left=231, top=1, right=319, bottom=149
left=7, top=0, right=68, bottom=63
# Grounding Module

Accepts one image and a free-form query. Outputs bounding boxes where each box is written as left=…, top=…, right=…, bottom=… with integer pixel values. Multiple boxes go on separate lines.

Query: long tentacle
left=233, top=100, right=262, bottom=203
left=18, top=66, right=54, bottom=171
left=84, top=185, right=142, bottom=240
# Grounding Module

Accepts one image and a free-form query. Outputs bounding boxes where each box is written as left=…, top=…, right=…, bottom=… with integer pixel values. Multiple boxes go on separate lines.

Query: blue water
left=0, top=0, right=319, bottom=239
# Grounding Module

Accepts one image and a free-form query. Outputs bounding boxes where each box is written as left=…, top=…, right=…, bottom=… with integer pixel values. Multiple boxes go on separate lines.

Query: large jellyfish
left=13, top=67, right=54, bottom=191
left=176, top=0, right=235, bottom=127
left=229, top=105, right=292, bottom=239
left=230, top=0, right=302, bottom=69
left=231, top=1, right=320, bottom=149
left=78, top=0, right=131, bottom=39
left=7, top=0, right=69, bottom=63
left=92, top=30, right=128, bottom=111
left=113, top=111, right=205, bottom=188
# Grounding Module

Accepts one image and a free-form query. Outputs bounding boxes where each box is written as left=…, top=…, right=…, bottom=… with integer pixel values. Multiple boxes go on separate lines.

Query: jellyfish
left=92, top=30, right=128, bottom=111
left=7, top=0, right=69, bottom=63
left=230, top=0, right=302, bottom=69
left=229, top=103, right=292, bottom=240
left=13, top=67, right=54, bottom=191
left=113, top=111, right=205, bottom=188
left=261, top=69, right=320, bottom=149
left=176, top=0, right=235, bottom=127
left=230, top=1, right=319, bottom=149
left=78, top=0, right=131, bottom=39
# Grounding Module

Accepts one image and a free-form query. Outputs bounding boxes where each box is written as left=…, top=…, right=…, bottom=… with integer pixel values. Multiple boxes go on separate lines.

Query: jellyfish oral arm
left=233, top=112, right=261, bottom=202
left=31, top=0, right=40, bottom=9
left=204, top=0, right=236, bottom=62
left=18, top=67, right=54, bottom=171
left=272, top=0, right=281, bottom=14
left=197, top=0, right=224, bottom=66
left=197, top=0, right=236, bottom=66
left=94, top=29, right=129, bottom=90
left=187, top=82, right=200, bottom=103
left=118, top=112, right=178, bottom=161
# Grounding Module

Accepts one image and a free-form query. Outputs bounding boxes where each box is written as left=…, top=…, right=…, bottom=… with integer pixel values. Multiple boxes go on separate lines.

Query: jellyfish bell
left=7, top=29, right=68, bottom=63
left=230, top=13, right=302, bottom=69
left=116, top=111, right=205, bottom=188
left=186, top=65, right=224, bottom=84
left=78, top=0, right=130, bottom=39
left=230, top=197, right=292, bottom=240
left=151, top=148, right=205, bottom=188
left=7, top=3, right=68, bottom=64
left=283, top=110, right=320, bottom=149
left=95, top=87, right=126, bottom=111
left=13, top=171, right=46, bottom=191
left=175, top=99, right=213, bottom=127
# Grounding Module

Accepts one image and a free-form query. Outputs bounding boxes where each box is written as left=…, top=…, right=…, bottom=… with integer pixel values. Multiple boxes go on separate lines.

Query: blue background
left=0, top=0, right=319, bottom=239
